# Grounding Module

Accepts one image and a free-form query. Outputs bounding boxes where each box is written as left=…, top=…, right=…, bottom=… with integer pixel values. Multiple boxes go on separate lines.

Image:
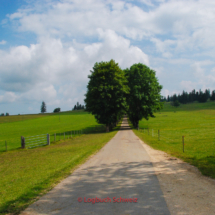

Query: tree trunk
left=106, top=125, right=109, bottom=132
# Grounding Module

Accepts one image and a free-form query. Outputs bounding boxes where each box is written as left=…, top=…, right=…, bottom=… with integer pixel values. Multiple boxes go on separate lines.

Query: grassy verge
left=131, top=101, right=215, bottom=179
left=0, top=123, right=121, bottom=215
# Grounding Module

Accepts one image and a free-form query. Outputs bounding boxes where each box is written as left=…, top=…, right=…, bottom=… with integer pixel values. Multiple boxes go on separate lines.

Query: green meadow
left=133, top=101, right=215, bottom=179
left=0, top=111, right=121, bottom=214
left=0, top=110, right=102, bottom=152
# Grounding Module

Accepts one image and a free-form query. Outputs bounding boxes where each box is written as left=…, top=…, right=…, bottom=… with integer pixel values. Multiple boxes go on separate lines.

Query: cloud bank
left=0, top=0, right=215, bottom=113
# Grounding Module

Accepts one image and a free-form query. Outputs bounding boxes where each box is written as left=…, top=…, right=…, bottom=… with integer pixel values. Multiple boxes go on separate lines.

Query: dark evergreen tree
left=211, top=90, right=215, bottom=101
left=41, top=101, right=46, bottom=113
left=172, top=94, right=177, bottom=102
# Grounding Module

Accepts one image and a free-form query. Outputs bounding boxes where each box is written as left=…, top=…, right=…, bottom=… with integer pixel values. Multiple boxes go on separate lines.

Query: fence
left=139, top=128, right=186, bottom=152
left=23, top=134, right=49, bottom=149
left=0, top=125, right=106, bottom=152
left=139, top=127, right=215, bottom=155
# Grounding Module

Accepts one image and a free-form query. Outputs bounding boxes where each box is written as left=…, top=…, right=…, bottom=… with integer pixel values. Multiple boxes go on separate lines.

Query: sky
left=1, top=0, right=215, bottom=115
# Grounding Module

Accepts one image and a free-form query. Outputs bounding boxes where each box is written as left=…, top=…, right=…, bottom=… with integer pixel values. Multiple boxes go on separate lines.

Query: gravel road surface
left=21, top=117, right=170, bottom=215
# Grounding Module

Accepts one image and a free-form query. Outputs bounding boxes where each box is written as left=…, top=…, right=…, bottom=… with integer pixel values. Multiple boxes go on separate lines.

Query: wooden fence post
left=47, top=134, right=50, bottom=145
left=48, top=134, right=50, bottom=145
left=158, top=130, right=160, bottom=140
left=21, top=136, right=25, bottom=149
left=182, top=136, right=185, bottom=152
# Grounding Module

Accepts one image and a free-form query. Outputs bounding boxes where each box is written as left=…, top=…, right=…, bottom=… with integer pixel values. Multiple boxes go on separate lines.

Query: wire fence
left=0, top=125, right=106, bottom=152
left=139, top=127, right=215, bottom=155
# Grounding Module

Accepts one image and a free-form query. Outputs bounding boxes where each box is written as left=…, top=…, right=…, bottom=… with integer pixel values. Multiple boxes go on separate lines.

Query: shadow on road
left=28, top=161, right=170, bottom=215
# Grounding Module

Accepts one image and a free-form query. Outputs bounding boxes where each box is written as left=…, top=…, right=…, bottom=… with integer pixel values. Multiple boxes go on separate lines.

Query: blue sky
left=1, top=0, right=215, bottom=114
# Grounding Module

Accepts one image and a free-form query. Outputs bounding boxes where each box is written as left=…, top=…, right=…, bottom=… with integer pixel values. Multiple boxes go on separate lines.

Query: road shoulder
left=139, top=138, right=215, bottom=215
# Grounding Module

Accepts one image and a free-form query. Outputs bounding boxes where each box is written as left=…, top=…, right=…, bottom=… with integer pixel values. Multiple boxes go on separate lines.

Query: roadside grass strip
left=0, top=123, right=121, bottom=215
left=132, top=101, right=215, bottom=179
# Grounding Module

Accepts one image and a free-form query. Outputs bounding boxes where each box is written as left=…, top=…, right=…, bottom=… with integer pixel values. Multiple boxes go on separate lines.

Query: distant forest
left=161, top=89, right=215, bottom=104
left=72, top=102, right=85, bottom=110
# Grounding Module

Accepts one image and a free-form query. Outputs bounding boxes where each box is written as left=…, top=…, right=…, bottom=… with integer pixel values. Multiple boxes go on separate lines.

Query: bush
left=6, top=113, right=9, bottom=116
left=53, top=108, right=61, bottom=113
left=1, top=113, right=4, bottom=116
left=172, top=100, right=180, bottom=107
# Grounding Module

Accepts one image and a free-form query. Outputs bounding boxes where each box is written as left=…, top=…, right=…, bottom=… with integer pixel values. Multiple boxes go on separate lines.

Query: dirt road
left=21, top=118, right=170, bottom=215
left=21, top=117, right=215, bottom=215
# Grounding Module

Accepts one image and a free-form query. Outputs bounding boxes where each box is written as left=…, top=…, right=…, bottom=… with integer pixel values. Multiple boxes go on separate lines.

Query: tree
left=125, top=63, right=163, bottom=129
left=6, top=113, right=9, bottom=116
left=53, top=107, right=60, bottom=113
left=172, top=100, right=180, bottom=108
left=72, top=103, right=85, bottom=110
left=84, top=59, right=129, bottom=132
left=211, top=90, right=215, bottom=101
left=198, top=89, right=208, bottom=103
left=41, top=101, right=46, bottom=113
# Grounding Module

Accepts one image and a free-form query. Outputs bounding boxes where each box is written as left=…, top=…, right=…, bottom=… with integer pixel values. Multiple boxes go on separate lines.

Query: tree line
left=72, top=102, right=85, bottom=110
left=0, top=113, right=9, bottom=116
left=161, top=89, right=215, bottom=104
left=40, top=101, right=85, bottom=113
left=85, top=60, right=163, bottom=131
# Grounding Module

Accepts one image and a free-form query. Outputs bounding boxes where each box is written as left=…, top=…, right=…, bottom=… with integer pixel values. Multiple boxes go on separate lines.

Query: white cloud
left=185, top=61, right=215, bottom=91
left=161, top=89, right=170, bottom=97
left=2, top=0, right=215, bottom=113
left=0, top=92, right=17, bottom=103
left=7, top=0, right=215, bottom=50
left=180, top=81, right=197, bottom=92
left=0, top=40, right=6, bottom=45
left=0, top=29, right=149, bottom=110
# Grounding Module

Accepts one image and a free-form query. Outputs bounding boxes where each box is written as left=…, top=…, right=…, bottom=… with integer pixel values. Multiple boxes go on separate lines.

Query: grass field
left=0, top=110, right=103, bottom=152
left=133, top=101, right=215, bottom=179
left=0, top=115, right=121, bottom=214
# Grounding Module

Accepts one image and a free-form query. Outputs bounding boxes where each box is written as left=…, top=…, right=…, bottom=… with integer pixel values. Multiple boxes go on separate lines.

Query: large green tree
left=125, top=63, right=163, bottom=129
left=84, top=59, right=128, bottom=132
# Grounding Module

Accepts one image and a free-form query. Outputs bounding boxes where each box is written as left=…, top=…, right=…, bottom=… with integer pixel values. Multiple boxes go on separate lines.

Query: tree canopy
left=53, top=107, right=60, bottom=113
left=125, top=63, right=163, bottom=129
left=85, top=60, right=163, bottom=131
left=84, top=59, right=129, bottom=131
